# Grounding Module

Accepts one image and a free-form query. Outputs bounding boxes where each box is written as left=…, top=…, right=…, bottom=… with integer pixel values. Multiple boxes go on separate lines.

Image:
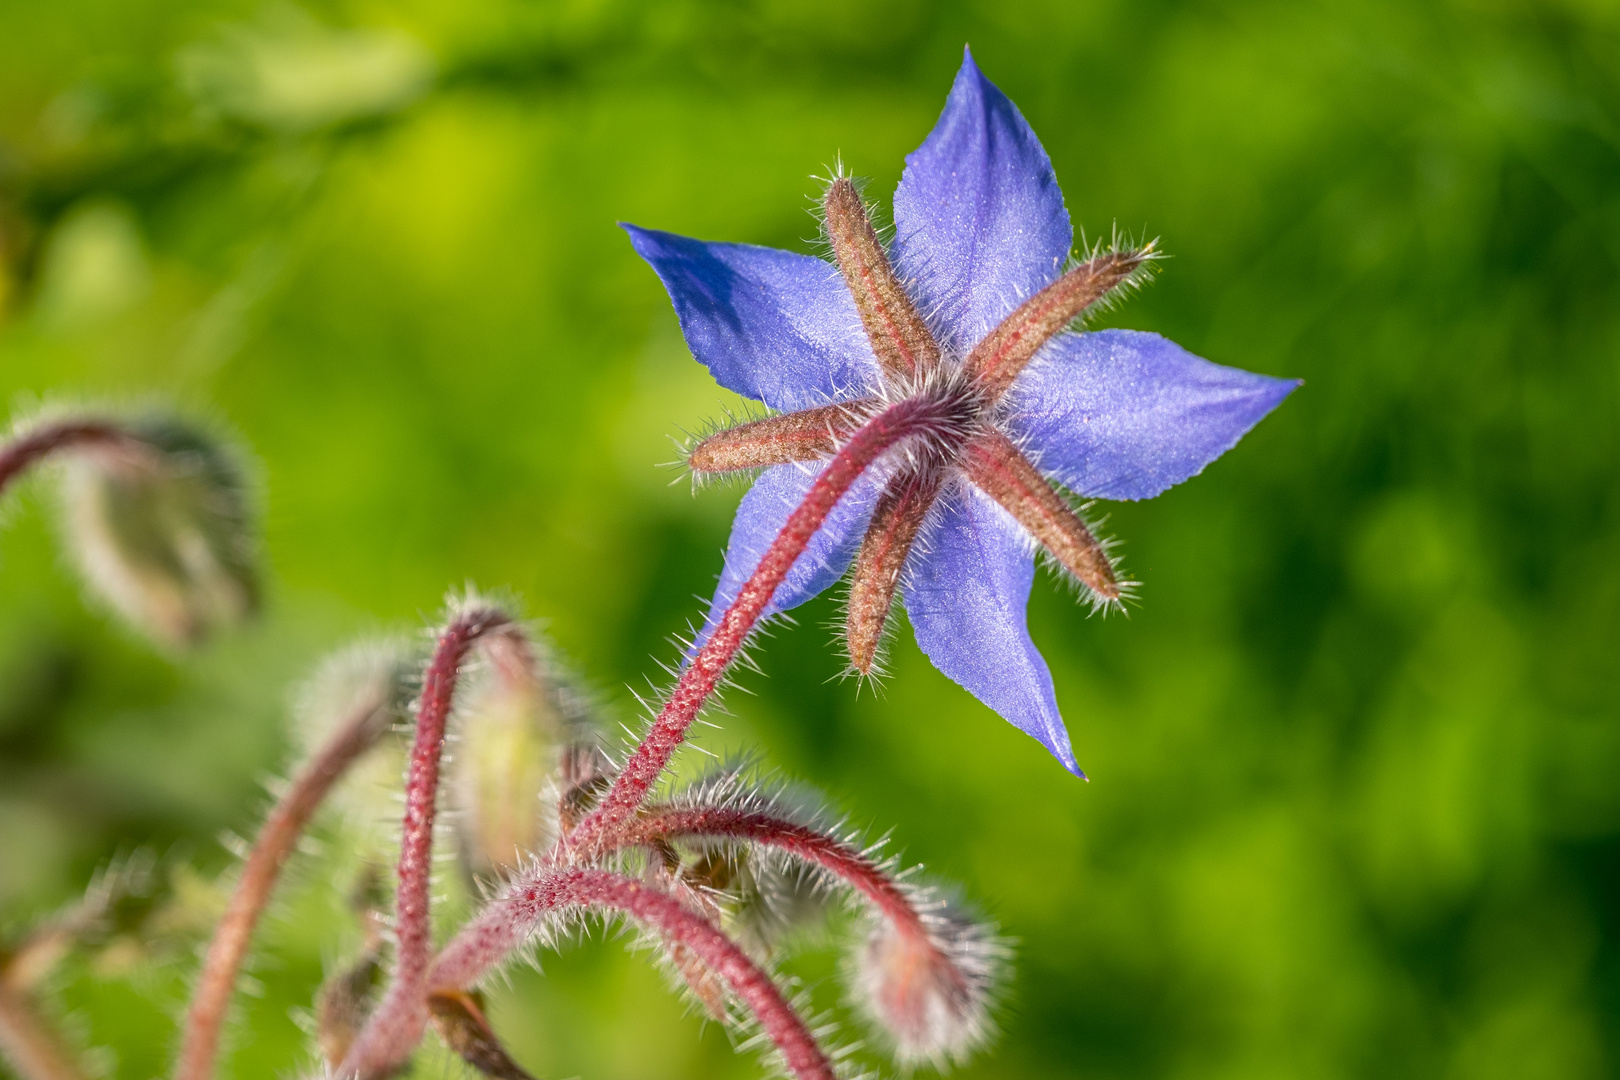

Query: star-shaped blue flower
left=625, top=49, right=1298, bottom=775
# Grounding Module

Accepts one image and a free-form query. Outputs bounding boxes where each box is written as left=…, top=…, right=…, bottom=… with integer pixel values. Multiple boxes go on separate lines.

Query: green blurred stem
left=175, top=693, right=398, bottom=1080
left=0, top=982, right=86, bottom=1080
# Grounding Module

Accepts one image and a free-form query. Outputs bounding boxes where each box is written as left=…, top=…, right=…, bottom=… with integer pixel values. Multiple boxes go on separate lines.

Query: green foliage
left=1, top=1, right=1617, bottom=1078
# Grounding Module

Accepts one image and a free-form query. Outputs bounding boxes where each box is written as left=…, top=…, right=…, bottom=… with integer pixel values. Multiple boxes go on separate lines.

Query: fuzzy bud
left=452, top=629, right=594, bottom=877
left=294, top=639, right=418, bottom=849
left=58, top=416, right=258, bottom=647
left=854, top=901, right=1001, bottom=1068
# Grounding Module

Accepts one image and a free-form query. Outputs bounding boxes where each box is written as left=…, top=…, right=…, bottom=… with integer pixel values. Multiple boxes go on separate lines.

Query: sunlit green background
left=2, top=1, right=1618, bottom=1078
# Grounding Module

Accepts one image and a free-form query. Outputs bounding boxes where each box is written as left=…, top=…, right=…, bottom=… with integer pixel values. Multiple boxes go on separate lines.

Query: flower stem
left=175, top=693, right=400, bottom=1080
left=571, top=396, right=955, bottom=849
left=0, top=420, right=134, bottom=497
left=429, top=869, right=837, bottom=1080
left=624, top=805, right=929, bottom=939
left=338, top=607, right=511, bottom=1079
left=0, top=983, right=86, bottom=1080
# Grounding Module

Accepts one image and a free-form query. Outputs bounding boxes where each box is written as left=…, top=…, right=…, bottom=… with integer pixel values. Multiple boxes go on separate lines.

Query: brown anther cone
left=688, top=403, right=871, bottom=473
left=960, top=432, right=1119, bottom=600
left=824, top=178, right=941, bottom=382
left=966, top=249, right=1152, bottom=400
left=846, top=468, right=944, bottom=672
left=429, top=990, right=538, bottom=1080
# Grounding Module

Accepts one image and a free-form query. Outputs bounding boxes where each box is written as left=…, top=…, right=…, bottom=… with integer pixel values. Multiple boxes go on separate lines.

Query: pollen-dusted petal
left=823, top=178, right=941, bottom=383
left=965, top=250, right=1151, bottom=401
left=623, top=224, right=882, bottom=412
left=1005, top=329, right=1302, bottom=501
left=902, top=485, right=1082, bottom=775
left=891, top=48, right=1072, bottom=352
left=688, top=401, right=874, bottom=474
left=845, top=468, right=942, bottom=673
left=960, top=431, right=1117, bottom=600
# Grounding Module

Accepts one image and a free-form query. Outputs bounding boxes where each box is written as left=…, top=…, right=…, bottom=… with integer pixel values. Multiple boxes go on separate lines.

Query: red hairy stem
left=175, top=696, right=399, bottom=1080
left=623, top=806, right=930, bottom=939
left=0, top=420, right=136, bottom=496
left=571, top=396, right=962, bottom=850
left=429, top=869, right=837, bottom=1080
left=338, top=608, right=512, bottom=1080
left=0, top=983, right=86, bottom=1080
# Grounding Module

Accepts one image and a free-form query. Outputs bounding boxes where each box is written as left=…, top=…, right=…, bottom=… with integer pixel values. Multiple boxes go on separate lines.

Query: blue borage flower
left=626, top=48, right=1298, bottom=776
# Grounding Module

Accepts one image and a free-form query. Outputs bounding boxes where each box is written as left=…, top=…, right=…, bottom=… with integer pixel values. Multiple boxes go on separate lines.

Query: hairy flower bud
left=58, top=416, right=258, bottom=647
left=452, top=629, right=594, bottom=878
left=853, top=900, right=1002, bottom=1068
left=294, top=639, right=419, bottom=847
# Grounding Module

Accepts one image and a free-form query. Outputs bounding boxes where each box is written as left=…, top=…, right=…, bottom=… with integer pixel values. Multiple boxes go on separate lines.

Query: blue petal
left=891, top=48, right=1072, bottom=354
left=1007, top=329, right=1301, bottom=501
left=902, top=484, right=1082, bottom=775
left=693, top=462, right=885, bottom=651
left=624, top=225, right=881, bottom=412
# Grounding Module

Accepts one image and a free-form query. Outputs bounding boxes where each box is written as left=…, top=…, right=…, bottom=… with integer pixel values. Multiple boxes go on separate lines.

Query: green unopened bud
left=59, top=416, right=258, bottom=647
left=451, top=630, right=589, bottom=878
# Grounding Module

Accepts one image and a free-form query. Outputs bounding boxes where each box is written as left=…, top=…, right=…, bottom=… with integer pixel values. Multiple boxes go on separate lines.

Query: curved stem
left=175, top=696, right=399, bottom=1080
left=0, top=983, right=86, bottom=1080
left=570, top=396, right=958, bottom=850
left=618, top=806, right=928, bottom=940
left=0, top=420, right=134, bottom=497
left=338, top=608, right=511, bottom=1079
left=429, top=869, right=836, bottom=1080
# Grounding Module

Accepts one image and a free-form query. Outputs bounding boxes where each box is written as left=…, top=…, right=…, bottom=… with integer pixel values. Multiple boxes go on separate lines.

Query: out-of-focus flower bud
left=673, top=843, right=829, bottom=962
left=59, top=416, right=258, bottom=648
left=293, top=640, right=419, bottom=850
left=452, top=630, right=593, bottom=878
left=316, top=948, right=384, bottom=1069
left=724, top=854, right=830, bottom=960
left=853, top=898, right=1002, bottom=1068
left=556, top=740, right=614, bottom=833
left=315, top=865, right=390, bottom=1070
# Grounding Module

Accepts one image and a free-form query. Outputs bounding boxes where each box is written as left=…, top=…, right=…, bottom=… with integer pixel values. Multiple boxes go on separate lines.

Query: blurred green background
left=2, top=1, right=1619, bottom=1078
